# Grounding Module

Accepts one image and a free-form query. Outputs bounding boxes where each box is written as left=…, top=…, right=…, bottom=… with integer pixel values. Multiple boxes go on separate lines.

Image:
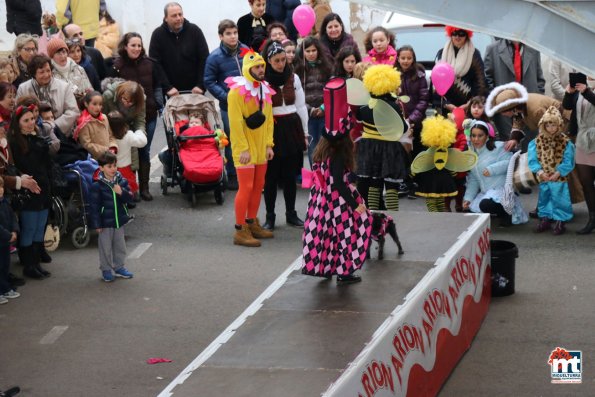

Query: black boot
left=37, top=242, right=52, bottom=263
left=20, top=246, right=44, bottom=280
left=286, top=211, right=304, bottom=228
left=139, top=161, right=153, bottom=201
left=33, top=242, right=51, bottom=277
left=8, top=272, right=26, bottom=287
left=263, top=213, right=276, bottom=230
left=577, top=212, right=595, bottom=235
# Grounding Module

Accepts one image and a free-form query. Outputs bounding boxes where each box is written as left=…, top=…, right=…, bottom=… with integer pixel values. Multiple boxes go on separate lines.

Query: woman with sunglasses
left=16, top=54, right=80, bottom=136
left=8, top=104, right=58, bottom=279
left=10, top=34, right=39, bottom=88
left=433, top=26, right=488, bottom=116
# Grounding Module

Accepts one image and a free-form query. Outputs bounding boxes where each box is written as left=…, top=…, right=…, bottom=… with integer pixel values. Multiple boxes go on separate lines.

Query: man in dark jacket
left=484, top=38, right=545, bottom=141
left=203, top=19, right=248, bottom=190
left=63, top=23, right=107, bottom=80
left=5, top=0, right=42, bottom=36
left=149, top=2, right=209, bottom=94
left=266, top=0, right=300, bottom=41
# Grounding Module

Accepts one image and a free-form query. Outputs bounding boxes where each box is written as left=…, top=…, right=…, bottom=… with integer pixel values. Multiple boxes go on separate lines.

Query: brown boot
left=247, top=218, right=274, bottom=239
left=138, top=161, right=153, bottom=201
left=233, top=225, right=261, bottom=247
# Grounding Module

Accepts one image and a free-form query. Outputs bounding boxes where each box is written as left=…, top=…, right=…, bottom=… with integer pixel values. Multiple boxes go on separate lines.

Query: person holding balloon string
left=411, top=115, right=478, bottom=212
left=294, top=36, right=332, bottom=165
left=346, top=64, right=409, bottom=211
left=432, top=26, right=488, bottom=116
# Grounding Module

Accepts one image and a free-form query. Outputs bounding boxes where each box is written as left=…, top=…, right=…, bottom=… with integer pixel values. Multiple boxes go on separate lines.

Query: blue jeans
left=19, top=209, right=48, bottom=247
left=307, top=116, right=325, bottom=166
left=220, top=109, right=236, bottom=177
left=139, top=118, right=157, bottom=163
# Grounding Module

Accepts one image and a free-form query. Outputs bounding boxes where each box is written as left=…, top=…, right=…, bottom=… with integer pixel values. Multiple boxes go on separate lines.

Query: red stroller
left=160, top=94, right=226, bottom=206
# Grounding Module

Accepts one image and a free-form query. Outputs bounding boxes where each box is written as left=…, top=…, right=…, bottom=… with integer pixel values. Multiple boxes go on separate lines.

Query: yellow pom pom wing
left=445, top=149, right=478, bottom=172
left=372, top=99, right=405, bottom=141
left=346, top=78, right=370, bottom=106
left=411, top=148, right=437, bottom=174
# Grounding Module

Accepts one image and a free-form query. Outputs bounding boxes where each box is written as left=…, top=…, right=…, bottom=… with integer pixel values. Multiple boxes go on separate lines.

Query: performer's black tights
left=264, top=154, right=299, bottom=214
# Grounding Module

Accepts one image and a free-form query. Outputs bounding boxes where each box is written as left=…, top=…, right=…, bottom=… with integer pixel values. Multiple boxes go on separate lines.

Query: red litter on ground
left=147, top=358, right=172, bottom=364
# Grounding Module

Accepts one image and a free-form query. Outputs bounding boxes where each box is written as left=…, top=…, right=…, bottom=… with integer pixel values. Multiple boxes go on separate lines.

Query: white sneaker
left=0, top=295, right=7, bottom=304
left=3, top=290, right=20, bottom=299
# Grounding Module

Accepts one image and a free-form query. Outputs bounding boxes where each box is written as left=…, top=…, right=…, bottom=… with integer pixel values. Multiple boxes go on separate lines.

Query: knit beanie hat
left=47, top=36, right=68, bottom=58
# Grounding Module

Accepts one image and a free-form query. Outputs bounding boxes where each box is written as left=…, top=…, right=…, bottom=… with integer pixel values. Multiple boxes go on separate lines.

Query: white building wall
left=0, top=0, right=383, bottom=53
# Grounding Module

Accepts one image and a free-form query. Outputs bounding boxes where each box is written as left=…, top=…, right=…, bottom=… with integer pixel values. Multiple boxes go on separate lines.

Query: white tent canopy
left=360, top=0, right=595, bottom=77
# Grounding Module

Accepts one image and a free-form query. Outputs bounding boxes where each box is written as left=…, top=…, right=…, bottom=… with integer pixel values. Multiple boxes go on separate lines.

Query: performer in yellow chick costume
left=226, top=49, right=275, bottom=247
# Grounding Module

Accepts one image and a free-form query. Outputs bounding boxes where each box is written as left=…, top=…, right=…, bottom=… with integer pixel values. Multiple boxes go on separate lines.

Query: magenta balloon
left=292, top=4, right=316, bottom=37
left=431, top=62, right=455, bottom=96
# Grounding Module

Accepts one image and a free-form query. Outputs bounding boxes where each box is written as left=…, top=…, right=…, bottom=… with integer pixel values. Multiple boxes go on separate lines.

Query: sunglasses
left=451, top=30, right=468, bottom=38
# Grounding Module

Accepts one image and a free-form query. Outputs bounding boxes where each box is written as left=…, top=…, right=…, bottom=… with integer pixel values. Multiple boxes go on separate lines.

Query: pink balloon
left=292, top=4, right=316, bottom=37
left=431, top=62, right=455, bottom=96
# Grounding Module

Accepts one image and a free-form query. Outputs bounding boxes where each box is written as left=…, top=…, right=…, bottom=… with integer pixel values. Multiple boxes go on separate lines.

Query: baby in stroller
left=177, top=113, right=225, bottom=185
left=159, top=94, right=228, bottom=206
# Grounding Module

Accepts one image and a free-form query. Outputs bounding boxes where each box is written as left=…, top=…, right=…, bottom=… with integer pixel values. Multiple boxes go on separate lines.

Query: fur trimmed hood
left=485, top=82, right=529, bottom=117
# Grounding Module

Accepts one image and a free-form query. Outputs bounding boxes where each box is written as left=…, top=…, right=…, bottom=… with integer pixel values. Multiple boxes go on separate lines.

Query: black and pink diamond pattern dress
left=302, top=159, right=372, bottom=278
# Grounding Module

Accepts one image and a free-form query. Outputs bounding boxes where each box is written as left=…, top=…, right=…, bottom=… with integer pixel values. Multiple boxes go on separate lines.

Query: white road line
left=127, top=243, right=152, bottom=259
left=40, top=326, right=69, bottom=344
left=157, top=256, right=303, bottom=397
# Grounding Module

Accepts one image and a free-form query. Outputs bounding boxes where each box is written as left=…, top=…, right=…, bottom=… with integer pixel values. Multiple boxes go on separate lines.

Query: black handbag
left=8, top=189, right=31, bottom=211
left=53, top=125, right=88, bottom=166
left=244, top=87, right=266, bottom=129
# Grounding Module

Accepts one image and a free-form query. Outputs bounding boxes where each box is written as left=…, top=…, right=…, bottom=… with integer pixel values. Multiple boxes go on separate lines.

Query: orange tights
left=235, top=164, right=267, bottom=225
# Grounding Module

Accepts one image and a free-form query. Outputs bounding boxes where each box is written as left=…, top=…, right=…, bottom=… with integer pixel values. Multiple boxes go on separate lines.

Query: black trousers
left=479, top=198, right=509, bottom=219
left=264, top=153, right=301, bottom=214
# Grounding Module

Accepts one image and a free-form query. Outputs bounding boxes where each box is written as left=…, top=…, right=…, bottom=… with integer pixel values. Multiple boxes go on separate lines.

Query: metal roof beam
left=358, top=0, right=595, bottom=77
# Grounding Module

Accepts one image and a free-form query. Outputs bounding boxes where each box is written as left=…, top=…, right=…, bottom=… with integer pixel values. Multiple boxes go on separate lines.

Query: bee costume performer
left=346, top=65, right=409, bottom=211
left=412, top=116, right=478, bottom=212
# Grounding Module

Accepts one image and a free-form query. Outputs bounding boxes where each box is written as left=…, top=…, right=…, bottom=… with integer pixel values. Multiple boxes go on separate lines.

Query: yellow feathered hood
left=241, top=48, right=266, bottom=84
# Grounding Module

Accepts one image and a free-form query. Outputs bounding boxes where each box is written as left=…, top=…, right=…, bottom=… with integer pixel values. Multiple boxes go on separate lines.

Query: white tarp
left=358, top=0, right=595, bottom=77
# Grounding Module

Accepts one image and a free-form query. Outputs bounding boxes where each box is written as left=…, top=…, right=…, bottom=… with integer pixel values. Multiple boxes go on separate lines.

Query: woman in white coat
left=16, top=54, right=80, bottom=136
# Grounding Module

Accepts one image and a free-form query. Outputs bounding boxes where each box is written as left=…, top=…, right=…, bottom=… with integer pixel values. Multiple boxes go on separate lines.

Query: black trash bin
left=490, top=240, right=518, bottom=297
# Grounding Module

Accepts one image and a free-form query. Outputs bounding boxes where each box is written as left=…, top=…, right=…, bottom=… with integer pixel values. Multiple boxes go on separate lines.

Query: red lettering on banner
left=389, top=324, right=425, bottom=386
left=422, top=317, right=433, bottom=348
left=422, top=289, right=453, bottom=348
left=448, top=284, right=459, bottom=314
left=360, top=360, right=395, bottom=396
left=391, top=354, right=404, bottom=386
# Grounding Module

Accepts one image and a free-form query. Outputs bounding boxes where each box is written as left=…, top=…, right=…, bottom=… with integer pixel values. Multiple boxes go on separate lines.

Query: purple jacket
left=399, top=66, right=429, bottom=126
left=320, top=33, right=361, bottom=61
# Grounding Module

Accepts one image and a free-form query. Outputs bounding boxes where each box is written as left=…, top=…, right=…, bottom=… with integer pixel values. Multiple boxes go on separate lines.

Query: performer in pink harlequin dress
left=301, top=83, right=372, bottom=284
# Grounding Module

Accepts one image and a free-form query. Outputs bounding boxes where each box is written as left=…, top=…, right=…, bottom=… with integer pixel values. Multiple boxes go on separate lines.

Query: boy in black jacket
left=0, top=178, right=20, bottom=304
left=90, top=151, right=134, bottom=282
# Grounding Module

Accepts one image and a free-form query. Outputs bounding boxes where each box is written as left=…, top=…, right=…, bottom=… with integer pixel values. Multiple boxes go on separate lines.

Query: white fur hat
left=485, top=82, right=529, bottom=117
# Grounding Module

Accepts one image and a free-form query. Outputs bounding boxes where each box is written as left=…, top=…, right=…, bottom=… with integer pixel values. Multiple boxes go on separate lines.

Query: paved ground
left=1, top=120, right=594, bottom=396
